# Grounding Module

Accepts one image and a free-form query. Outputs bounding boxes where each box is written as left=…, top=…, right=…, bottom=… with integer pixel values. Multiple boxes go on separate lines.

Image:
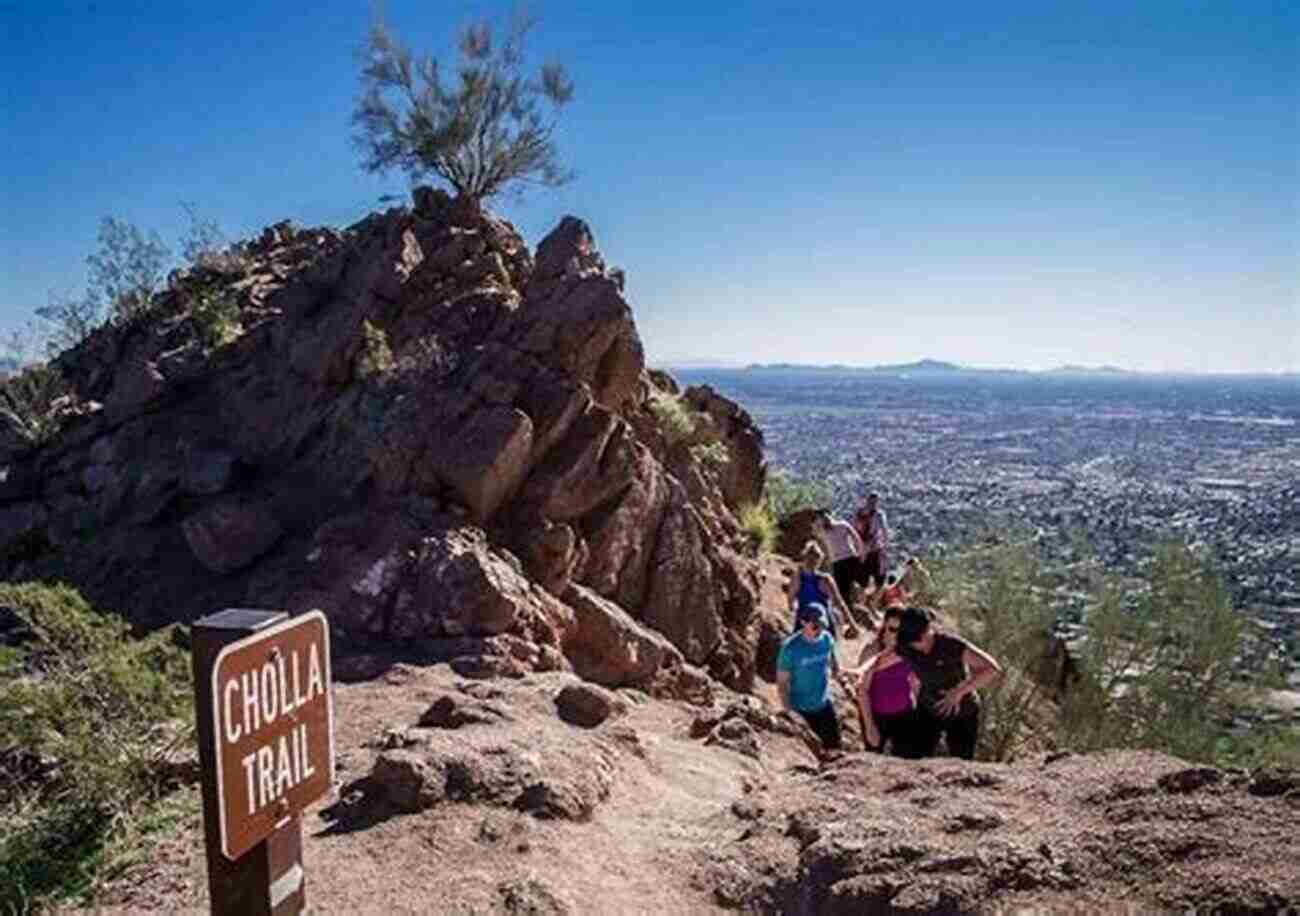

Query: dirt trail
left=85, top=659, right=831, bottom=914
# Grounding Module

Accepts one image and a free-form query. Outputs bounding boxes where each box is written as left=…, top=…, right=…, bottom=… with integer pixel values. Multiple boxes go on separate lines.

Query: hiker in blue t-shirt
left=777, top=603, right=846, bottom=756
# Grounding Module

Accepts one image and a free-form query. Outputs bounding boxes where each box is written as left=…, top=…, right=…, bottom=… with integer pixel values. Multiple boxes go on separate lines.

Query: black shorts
left=796, top=702, right=842, bottom=751
left=861, top=550, right=887, bottom=585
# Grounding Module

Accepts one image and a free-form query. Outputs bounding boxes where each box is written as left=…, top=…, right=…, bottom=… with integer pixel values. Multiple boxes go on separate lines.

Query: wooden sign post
left=193, top=609, right=334, bottom=915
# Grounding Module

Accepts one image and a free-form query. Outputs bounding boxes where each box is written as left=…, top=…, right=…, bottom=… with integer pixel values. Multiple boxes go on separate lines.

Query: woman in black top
left=893, top=607, right=1004, bottom=759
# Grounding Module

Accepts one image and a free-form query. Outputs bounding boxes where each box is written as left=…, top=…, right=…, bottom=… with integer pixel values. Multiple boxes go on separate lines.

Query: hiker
left=855, top=493, right=890, bottom=590
left=899, top=555, right=930, bottom=596
left=855, top=606, right=925, bottom=758
left=786, top=540, right=858, bottom=639
left=874, top=568, right=911, bottom=611
left=777, top=603, right=846, bottom=757
left=813, top=510, right=867, bottom=609
left=893, top=606, right=1003, bottom=760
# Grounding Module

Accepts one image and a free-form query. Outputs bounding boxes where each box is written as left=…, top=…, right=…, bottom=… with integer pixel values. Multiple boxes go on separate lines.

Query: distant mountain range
left=734, top=358, right=1136, bottom=376
left=657, top=359, right=1297, bottom=379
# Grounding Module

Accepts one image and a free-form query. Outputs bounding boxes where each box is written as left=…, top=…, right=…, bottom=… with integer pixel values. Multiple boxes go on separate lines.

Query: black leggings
left=796, top=703, right=842, bottom=751
left=914, top=709, right=980, bottom=760
left=869, top=708, right=929, bottom=759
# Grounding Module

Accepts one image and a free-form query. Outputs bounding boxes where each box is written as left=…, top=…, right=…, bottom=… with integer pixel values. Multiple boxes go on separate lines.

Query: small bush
left=358, top=320, right=396, bottom=377
left=763, top=468, right=831, bottom=521
left=191, top=287, right=242, bottom=350
left=0, top=582, right=193, bottom=911
left=739, top=503, right=778, bottom=554
left=0, top=362, right=71, bottom=447
left=690, top=440, right=730, bottom=470
left=648, top=392, right=695, bottom=445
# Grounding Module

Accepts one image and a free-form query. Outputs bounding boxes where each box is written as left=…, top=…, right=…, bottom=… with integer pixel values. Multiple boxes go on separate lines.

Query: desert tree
left=352, top=10, right=575, bottom=202
left=35, top=216, right=170, bottom=349
left=84, top=216, right=170, bottom=324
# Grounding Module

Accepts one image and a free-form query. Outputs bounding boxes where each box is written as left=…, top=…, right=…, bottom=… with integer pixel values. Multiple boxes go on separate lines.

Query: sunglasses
left=884, top=624, right=900, bottom=634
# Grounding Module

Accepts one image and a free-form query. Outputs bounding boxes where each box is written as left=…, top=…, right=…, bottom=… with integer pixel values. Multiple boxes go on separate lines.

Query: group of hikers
left=776, top=495, right=1005, bottom=761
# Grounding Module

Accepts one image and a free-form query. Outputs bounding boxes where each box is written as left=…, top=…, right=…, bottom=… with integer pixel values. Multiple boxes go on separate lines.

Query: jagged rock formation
left=0, top=190, right=767, bottom=693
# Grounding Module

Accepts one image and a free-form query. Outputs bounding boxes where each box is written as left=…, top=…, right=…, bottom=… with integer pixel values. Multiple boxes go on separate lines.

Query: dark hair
left=878, top=605, right=905, bottom=637
left=894, top=606, right=931, bottom=647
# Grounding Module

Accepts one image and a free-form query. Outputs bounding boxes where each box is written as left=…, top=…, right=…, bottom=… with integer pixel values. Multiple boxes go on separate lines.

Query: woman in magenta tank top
left=855, top=606, right=925, bottom=758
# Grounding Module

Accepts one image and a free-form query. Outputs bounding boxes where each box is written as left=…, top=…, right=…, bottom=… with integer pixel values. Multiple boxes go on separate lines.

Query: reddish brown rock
left=181, top=497, right=283, bottom=573
left=1, top=201, right=780, bottom=723
left=562, top=584, right=683, bottom=688
left=681, top=384, right=766, bottom=512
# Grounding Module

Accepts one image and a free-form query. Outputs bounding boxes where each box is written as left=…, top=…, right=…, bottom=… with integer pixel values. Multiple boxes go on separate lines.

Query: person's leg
left=863, top=551, right=883, bottom=589
left=831, top=559, right=856, bottom=613
left=798, top=703, right=842, bottom=752
left=882, top=710, right=927, bottom=759
left=908, top=710, right=942, bottom=758
left=942, top=712, right=980, bottom=760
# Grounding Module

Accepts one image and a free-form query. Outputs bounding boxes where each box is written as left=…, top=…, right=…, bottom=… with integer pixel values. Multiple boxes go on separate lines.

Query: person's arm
left=936, top=639, right=1005, bottom=716
left=856, top=660, right=881, bottom=749
left=785, top=568, right=799, bottom=613
left=820, top=574, right=859, bottom=638
left=846, top=524, right=865, bottom=559
left=777, top=671, right=793, bottom=711
left=856, top=635, right=881, bottom=668
left=777, top=643, right=794, bottom=711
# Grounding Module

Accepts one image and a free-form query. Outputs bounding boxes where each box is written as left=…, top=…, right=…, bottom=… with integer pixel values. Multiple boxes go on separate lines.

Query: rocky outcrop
left=0, top=192, right=771, bottom=692
left=704, top=750, right=1300, bottom=913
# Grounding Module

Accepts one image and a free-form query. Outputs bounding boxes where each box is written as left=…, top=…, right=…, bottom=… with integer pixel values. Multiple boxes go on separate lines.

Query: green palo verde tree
left=929, top=535, right=1282, bottom=765
left=353, top=11, right=575, bottom=203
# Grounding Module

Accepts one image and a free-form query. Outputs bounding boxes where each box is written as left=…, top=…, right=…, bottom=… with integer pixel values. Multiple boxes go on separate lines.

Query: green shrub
left=0, top=582, right=194, bottom=911
left=739, top=502, right=778, bottom=554
left=191, top=287, right=242, bottom=350
left=648, top=392, right=696, bottom=445
left=0, top=362, right=70, bottom=447
left=690, top=440, right=730, bottom=471
left=928, top=537, right=1273, bottom=765
left=358, top=320, right=396, bottom=377
left=1057, top=540, right=1256, bottom=764
left=763, top=468, right=831, bottom=521
left=930, top=540, right=1059, bottom=761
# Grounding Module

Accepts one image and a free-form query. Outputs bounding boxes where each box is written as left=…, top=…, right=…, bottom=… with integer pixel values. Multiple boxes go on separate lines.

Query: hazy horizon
left=652, top=355, right=1300, bottom=377
left=2, top=1, right=1295, bottom=374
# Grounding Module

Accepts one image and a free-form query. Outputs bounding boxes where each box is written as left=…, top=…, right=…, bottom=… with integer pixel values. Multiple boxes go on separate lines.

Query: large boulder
left=561, top=585, right=682, bottom=688
left=181, top=498, right=283, bottom=574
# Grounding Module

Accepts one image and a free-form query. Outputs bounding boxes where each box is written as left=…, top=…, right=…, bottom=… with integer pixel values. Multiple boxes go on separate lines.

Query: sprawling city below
left=675, top=367, right=1300, bottom=717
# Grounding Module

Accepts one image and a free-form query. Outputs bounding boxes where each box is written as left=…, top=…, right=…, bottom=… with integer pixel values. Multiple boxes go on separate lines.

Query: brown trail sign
left=193, top=609, right=334, bottom=915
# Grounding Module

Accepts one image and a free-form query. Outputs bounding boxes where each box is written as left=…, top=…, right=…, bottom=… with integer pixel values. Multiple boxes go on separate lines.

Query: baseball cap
left=797, top=603, right=828, bottom=627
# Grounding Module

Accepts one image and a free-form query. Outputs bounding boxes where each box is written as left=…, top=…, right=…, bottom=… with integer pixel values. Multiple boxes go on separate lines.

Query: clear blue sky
left=2, top=1, right=1296, bottom=372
